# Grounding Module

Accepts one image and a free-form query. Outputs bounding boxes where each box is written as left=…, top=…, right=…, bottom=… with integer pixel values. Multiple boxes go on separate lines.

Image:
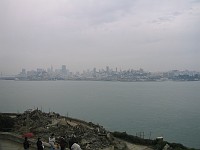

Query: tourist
left=71, top=142, right=82, bottom=150
left=36, top=137, right=44, bottom=150
left=23, top=137, right=30, bottom=150
left=69, top=136, right=81, bottom=150
left=68, top=135, right=77, bottom=149
left=49, top=133, right=55, bottom=150
left=54, top=143, right=60, bottom=150
left=60, top=136, right=67, bottom=150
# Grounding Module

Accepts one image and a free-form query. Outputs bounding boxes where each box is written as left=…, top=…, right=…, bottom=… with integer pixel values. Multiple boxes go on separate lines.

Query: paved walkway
left=126, top=142, right=154, bottom=150
left=0, top=139, right=154, bottom=150
left=0, top=139, right=51, bottom=150
left=0, top=139, right=34, bottom=150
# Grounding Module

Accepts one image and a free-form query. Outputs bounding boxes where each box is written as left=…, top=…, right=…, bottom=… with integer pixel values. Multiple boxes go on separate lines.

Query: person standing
left=36, top=137, right=44, bottom=150
left=23, top=137, right=30, bottom=150
left=71, top=142, right=82, bottom=150
left=68, top=135, right=76, bottom=149
left=60, top=136, right=67, bottom=150
left=49, top=133, right=55, bottom=150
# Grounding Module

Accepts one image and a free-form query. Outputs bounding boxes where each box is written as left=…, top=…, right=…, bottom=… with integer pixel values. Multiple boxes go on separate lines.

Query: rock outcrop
left=12, top=109, right=113, bottom=150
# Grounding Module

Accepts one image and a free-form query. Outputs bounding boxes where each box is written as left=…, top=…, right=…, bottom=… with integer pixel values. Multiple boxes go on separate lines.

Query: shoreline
left=0, top=111, right=198, bottom=150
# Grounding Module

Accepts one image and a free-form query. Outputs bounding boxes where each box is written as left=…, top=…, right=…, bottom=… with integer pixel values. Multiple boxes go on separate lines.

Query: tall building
left=18, top=68, right=27, bottom=78
left=51, top=65, right=53, bottom=72
left=93, top=67, right=97, bottom=77
left=37, top=68, right=43, bottom=73
left=93, top=68, right=96, bottom=74
left=106, top=66, right=109, bottom=73
left=62, top=65, right=67, bottom=75
left=22, top=69, right=26, bottom=75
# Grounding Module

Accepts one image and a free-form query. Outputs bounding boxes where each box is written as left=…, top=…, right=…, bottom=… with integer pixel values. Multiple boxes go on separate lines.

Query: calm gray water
left=0, top=80, right=200, bottom=148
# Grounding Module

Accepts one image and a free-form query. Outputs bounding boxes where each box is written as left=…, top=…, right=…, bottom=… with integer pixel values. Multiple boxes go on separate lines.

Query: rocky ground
left=12, top=109, right=113, bottom=149
left=5, top=109, right=193, bottom=150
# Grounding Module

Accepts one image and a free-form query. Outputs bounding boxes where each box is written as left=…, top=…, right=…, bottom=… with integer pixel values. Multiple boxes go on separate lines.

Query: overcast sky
left=0, top=0, right=200, bottom=74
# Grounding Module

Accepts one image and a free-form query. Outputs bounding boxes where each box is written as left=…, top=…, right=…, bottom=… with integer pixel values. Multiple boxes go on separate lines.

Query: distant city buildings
left=11, top=65, right=200, bottom=81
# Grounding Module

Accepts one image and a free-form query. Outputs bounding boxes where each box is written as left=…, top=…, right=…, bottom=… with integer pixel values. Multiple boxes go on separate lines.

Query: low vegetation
left=0, top=115, right=14, bottom=132
left=112, top=131, right=198, bottom=150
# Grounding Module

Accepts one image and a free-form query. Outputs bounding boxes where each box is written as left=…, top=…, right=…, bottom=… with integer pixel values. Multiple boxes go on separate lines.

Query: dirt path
left=126, top=142, right=154, bottom=150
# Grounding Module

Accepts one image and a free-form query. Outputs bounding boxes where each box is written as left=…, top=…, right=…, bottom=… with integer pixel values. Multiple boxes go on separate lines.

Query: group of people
left=23, top=137, right=44, bottom=150
left=23, top=133, right=82, bottom=150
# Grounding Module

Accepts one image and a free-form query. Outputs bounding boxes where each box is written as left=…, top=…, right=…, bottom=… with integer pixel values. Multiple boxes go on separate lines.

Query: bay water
left=0, top=80, right=200, bottom=148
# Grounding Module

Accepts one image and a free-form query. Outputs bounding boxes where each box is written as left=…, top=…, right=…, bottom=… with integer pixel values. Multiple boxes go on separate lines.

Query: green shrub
left=112, top=131, right=197, bottom=150
left=0, top=115, right=14, bottom=131
left=112, top=131, right=156, bottom=146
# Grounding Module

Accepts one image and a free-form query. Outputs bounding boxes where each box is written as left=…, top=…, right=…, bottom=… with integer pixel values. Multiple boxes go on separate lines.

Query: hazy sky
left=0, top=0, right=200, bottom=74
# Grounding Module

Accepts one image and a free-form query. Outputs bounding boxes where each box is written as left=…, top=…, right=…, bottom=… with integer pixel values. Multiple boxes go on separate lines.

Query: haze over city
left=0, top=0, right=200, bottom=74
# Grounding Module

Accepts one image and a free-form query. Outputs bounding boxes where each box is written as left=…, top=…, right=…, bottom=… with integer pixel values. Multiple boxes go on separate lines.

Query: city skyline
left=1, top=64, right=200, bottom=76
left=17, top=65, right=200, bottom=73
left=0, top=0, right=200, bottom=74
left=3, top=65, right=198, bottom=82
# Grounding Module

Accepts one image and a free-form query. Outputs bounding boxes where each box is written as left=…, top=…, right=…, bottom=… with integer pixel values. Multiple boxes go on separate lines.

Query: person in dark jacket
left=37, top=137, right=44, bottom=150
left=60, top=136, right=67, bottom=150
left=68, top=136, right=76, bottom=149
left=23, top=137, right=30, bottom=150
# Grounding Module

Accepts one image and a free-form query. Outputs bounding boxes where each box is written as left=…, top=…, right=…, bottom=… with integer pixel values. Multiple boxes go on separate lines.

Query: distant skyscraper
left=22, top=69, right=26, bottom=75
left=93, top=68, right=97, bottom=77
left=93, top=68, right=96, bottom=74
left=37, top=68, right=43, bottom=73
left=51, top=65, right=53, bottom=72
left=62, top=65, right=67, bottom=75
left=106, top=66, right=109, bottom=73
left=18, top=68, right=27, bottom=78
